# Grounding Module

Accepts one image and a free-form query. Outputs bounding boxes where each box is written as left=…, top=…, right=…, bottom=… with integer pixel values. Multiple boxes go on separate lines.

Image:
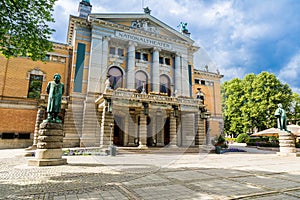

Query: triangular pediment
left=89, top=13, right=194, bottom=44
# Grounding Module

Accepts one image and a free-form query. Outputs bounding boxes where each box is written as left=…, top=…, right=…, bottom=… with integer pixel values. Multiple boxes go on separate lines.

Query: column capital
left=153, top=47, right=161, bottom=52
left=103, top=36, right=111, bottom=41
left=128, top=41, right=137, bottom=47
left=175, top=52, right=182, bottom=57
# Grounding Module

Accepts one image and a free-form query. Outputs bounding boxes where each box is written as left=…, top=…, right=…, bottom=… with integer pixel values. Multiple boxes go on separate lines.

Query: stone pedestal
left=277, top=131, right=300, bottom=157
left=28, top=122, right=67, bottom=166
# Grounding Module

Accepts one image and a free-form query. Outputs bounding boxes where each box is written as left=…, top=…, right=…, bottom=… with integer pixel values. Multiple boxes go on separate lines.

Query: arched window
left=160, top=75, right=171, bottom=96
left=135, top=71, right=148, bottom=93
left=108, top=66, right=123, bottom=89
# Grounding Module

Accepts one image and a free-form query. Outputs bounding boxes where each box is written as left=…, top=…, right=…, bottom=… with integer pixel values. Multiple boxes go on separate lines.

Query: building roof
left=67, top=12, right=199, bottom=50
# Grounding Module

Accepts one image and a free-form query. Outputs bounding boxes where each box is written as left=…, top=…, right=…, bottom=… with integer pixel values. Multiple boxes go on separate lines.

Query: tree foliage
left=222, top=72, right=293, bottom=135
left=0, top=0, right=56, bottom=60
left=287, top=93, right=300, bottom=125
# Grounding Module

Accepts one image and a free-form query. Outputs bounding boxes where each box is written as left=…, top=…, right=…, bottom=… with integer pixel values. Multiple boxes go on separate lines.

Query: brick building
left=0, top=0, right=223, bottom=149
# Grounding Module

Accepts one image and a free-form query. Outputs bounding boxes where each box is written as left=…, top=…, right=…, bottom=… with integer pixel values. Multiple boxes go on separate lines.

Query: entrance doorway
left=113, top=115, right=124, bottom=146
left=147, top=117, right=155, bottom=146
left=164, top=117, right=170, bottom=145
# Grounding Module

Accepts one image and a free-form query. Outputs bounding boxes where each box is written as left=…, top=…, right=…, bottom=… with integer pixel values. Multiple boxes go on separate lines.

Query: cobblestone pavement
left=0, top=148, right=300, bottom=200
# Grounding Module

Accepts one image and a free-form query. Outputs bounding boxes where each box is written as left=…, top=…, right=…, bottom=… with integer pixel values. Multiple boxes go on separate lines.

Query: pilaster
left=175, top=53, right=181, bottom=96
left=88, top=34, right=103, bottom=93
left=181, top=54, right=190, bottom=96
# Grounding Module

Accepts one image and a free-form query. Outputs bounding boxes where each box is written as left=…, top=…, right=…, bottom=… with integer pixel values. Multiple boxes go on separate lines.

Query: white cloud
left=55, top=0, right=78, bottom=16
left=50, top=0, right=300, bottom=94
left=278, top=51, right=300, bottom=93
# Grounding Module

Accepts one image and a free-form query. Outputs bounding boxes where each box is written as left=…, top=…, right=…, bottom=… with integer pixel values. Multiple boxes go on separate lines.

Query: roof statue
left=178, top=22, right=189, bottom=34
left=82, top=0, right=90, bottom=3
left=143, top=7, right=151, bottom=14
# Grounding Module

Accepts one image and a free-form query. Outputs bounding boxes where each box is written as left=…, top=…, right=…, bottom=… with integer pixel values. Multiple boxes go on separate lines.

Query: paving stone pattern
left=0, top=149, right=300, bottom=199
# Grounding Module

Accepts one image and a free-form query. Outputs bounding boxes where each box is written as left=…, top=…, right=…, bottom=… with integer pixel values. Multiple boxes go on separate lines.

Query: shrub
left=217, top=135, right=226, bottom=143
left=236, top=133, right=250, bottom=143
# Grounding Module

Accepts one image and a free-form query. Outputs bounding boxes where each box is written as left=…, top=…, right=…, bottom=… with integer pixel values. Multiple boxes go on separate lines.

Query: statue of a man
left=274, top=103, right=288, bottom=131
left=45, top=73, right=64, bottom=123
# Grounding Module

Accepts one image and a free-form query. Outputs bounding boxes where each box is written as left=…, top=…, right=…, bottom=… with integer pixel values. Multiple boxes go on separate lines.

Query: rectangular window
left=60, top=57, right=66, bottom=63
left=74, top=43, right=86, bottom=92
left=135, top=52, right=141, bottom=59
left=109, top=47, right=116, bottom=55
left=165, top=58, right=170, bottom=65
left=1, top=133, right=15, bottom=139
left=52, top=56, right=58, bottom=61
left=159, top=57, right=164, bottom=64
left=117, top=48, right=124, bottom=57
left=195, top=79, right=200, bottom=84
left=18, top=133, right=31, bottom=139
left=142, top=53, right=148, bottom=61
left=27, top=75, right=43, bottom=99
left=188, top=65, right=192, bottom=97
left=201, top=80, right=206, bottom=85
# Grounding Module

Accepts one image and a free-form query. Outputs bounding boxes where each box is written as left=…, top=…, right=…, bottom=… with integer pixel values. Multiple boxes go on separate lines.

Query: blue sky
left=51, top=0, right=300, bottom=94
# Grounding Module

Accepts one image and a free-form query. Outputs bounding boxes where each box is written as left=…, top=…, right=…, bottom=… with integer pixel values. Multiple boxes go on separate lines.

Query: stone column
left=127, top=42, right=136, bottom=89
left=138, top=113, right=148, bottom=149
left=28, top=122, right=67, bottom=166
left=152, top=48, right=160, bottom=92
left=169, top=112, right=177, bottom=147
left=174, top=53, right=181, bottom=96
left=124, top=115, right=129, bottom=146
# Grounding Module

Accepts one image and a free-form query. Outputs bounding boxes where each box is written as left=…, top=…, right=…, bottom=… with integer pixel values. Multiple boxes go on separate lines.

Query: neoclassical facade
left=63, top=1, right=210, bottom=148
left=0, top=0, right=223, bottom=149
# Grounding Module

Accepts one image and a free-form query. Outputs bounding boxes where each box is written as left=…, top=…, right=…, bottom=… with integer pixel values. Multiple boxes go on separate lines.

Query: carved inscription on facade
left=115, top=31, right=172, bottom=50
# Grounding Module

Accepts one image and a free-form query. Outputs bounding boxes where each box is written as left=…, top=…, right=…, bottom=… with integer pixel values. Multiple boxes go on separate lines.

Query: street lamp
left=109, top=123, right=113, bottom=146
left=109, top=122, right=116, bottom=156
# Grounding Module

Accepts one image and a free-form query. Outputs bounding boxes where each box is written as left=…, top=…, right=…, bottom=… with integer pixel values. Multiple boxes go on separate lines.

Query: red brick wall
left=0, top=108, right=36, bottom=133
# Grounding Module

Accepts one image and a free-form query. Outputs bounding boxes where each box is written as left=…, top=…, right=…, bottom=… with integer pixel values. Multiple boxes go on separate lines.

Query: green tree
left=0, top=0, right=56, bottom=60
left=222, top=71, right=293, bottom=135
left=222, top=78, right=244, bottom=135
left=287, top=93, right=300, bottom=125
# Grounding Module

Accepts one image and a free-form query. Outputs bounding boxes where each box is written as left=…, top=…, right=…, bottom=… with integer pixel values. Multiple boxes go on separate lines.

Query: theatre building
left=0, top=0, right=223, bottom=149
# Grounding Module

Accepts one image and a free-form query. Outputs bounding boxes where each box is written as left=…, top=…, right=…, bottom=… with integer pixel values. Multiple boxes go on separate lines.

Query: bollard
left=110, top=145, right=116, bottom=156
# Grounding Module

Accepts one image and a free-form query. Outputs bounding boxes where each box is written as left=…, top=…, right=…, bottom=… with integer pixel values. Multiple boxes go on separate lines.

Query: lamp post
left=109, top=122, right=116, bottom=156
left=109, top=123, right=113, bottom=146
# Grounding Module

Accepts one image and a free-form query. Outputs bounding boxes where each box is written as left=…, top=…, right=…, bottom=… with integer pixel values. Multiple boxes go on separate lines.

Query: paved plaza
left=0, top=147, right=300, bottom=200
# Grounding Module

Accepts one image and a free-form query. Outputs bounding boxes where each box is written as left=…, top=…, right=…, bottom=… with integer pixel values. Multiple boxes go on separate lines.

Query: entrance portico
left=95, top=90, right=208, bottom=148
